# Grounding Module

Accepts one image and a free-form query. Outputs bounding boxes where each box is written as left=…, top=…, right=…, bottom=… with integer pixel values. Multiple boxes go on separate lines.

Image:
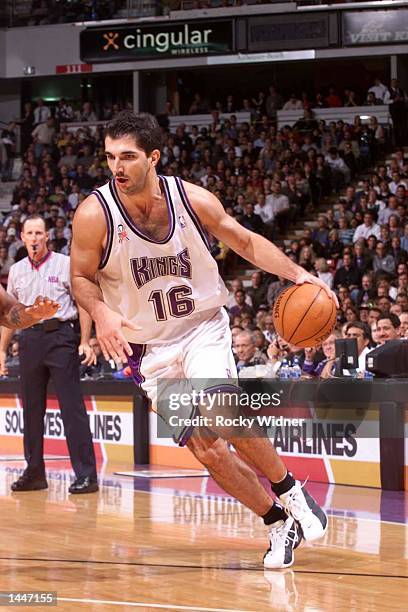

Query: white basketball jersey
left=94, top=176, right=228, bottom=344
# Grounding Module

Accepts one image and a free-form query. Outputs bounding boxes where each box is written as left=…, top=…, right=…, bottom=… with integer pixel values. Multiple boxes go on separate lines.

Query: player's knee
left=188, top=436, right=229, bottom=470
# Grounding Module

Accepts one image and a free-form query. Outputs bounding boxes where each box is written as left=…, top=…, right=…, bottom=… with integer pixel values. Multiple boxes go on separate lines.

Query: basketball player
left=71, top=111, right=337, bottom=568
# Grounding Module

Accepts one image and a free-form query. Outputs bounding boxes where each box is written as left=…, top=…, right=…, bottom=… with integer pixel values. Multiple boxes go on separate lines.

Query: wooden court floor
left=0, top=459, right=406, bottom=611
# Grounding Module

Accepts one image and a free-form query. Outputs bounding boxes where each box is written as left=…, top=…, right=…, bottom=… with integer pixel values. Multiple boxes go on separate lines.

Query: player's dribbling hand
left=94, top=305, right=141, bottom=363
left=25, top=296, right=60, bottom=320
left=295, top=270, right=339, bottom=308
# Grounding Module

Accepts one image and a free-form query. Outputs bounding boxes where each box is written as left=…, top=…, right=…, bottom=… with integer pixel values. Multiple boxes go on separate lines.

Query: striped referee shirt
left=7, top=251, right=78, bottom=321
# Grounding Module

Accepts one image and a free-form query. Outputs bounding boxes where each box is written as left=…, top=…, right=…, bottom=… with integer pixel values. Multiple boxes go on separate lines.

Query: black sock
left=271, top=472, right=296, bottom=497
left=262, top=502, right=287, bottom=526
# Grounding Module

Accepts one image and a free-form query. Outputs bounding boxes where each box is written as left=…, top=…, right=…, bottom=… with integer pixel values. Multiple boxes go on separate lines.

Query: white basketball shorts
left=127, top=307, right=239, bottom=445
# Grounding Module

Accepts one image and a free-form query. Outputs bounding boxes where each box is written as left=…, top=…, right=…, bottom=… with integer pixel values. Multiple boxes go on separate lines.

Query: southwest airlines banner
left=0, top=394, right=134, bottom=463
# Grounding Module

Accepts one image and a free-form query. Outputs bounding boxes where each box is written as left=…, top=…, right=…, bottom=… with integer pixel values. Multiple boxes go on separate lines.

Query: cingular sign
left=80, top=20, right=234, bottom=62
left=124, top=25, right=214, bottom=54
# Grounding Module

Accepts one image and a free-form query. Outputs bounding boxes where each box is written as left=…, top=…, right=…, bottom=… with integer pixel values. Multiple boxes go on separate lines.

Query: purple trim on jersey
left=92, top=189, right=114, bottom=269
left=109, top=178, right=175, bottom=245
left=127, top=343, right=146, bottom=385
left=175, top=177, right=211, bottom=251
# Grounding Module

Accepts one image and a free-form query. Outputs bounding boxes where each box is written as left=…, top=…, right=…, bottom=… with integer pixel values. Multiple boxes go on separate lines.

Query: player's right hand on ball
left=94, top=305, right=141, bottom=363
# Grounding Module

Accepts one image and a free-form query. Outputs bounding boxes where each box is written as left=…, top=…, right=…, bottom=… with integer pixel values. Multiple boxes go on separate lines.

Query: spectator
left=32, top=117, right=55, bottom=159
left=378, top=195, right=399, bottom=226
left=282, top=94, right=303, bottom=111
left=298, top=244, right=315, bottom=272
left=376, top=314, right=401, bottom=344
left=373, top=242, right=396, bottom=276
left=239, top=203, right=264, bottom=236
left=267, top=276, right=292, bottom=306
left=80, top=337, right=116, bottom=379
left=368, top=78, right=390, bottom=104
left=315, top=332, right=341, bottom=378
left=337, top=218, right=354, bottom=246
left=229, top=290, right=255, bottom=319
left=266, top=180, right=290, bottom=235
left=353, top=212, right=381, bottom=242
left=311, top=215, right=329, bottom=250
left=344, top=89, right=359, bottom=107
left=55, top=98, right=75, bottom=123
left=5, top=338, right=19, bottom=371
left=235, top=331, right=267, bottom=373
left=325, top=147, right=350, bottom=192
left=0, top=245, right=14, bottom=279
left=388, top=79, right=407, bottom=146
left=1, top=121, right=17, bottom=182
left=377, top=295, right=393, bottom=314
left=293, top=109, right=318, bottom=133
left=399, top=311, right=408, bottom=337
left=333, top=252, right=361, bottom=290
left=226, top=278, right=252, bottom=310
left=325, top=87, right=342, bottom=108
left=314, top=257, right=333, bottom=289
left=263, top=86, right=282, bottom=121
left=80, top=102, right=98, bottom=122
left=246, top=271, right=268, bottom=311
left=355, top=273, right=376, bottom=306
left=33, top=98, right=51, bottom=126
left=18, top=102, right=34, bottom=153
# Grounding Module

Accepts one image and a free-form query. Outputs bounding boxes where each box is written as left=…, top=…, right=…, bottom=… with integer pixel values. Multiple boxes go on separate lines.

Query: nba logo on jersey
left=118, top=224, right=129, bottom=243
left=178, top=214, right=186, bottom=229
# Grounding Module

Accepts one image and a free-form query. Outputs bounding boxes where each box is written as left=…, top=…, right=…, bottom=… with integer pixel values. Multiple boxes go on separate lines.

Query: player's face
left=105, top=135, right=159, bottom=195
left=21, top=218, right=49, bottom=259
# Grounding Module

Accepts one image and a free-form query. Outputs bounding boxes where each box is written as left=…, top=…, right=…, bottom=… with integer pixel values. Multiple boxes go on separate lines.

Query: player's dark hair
left=105, top=110, right=162, bottom=155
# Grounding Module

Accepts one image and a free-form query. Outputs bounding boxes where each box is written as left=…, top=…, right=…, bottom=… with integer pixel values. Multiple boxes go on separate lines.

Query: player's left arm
left=183, top=181, right=338, bottom=304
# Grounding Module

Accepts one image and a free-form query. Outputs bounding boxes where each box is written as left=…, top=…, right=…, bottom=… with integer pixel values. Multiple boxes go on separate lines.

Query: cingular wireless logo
left=101, top=25, right=216, bottom=56
left=123, top=25, right=214, bottom=54
left=82, top=20, right=232, bottom=63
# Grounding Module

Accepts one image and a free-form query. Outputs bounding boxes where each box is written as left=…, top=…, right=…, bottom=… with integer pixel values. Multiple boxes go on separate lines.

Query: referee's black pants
left=19, top=321, right=97, bottom=480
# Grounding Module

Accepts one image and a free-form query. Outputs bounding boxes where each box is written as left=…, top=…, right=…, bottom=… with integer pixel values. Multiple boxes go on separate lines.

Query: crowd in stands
left=2, top=0, right=387, bottom=28
left=0, top=79, right=407, bottom=378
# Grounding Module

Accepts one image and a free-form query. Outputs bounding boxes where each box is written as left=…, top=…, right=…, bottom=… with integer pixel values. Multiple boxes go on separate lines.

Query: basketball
left=272, top=284, right=336, bottom=348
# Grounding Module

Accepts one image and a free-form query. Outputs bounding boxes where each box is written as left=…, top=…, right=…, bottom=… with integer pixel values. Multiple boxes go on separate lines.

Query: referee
left=0, top=214, right=98, bottom=494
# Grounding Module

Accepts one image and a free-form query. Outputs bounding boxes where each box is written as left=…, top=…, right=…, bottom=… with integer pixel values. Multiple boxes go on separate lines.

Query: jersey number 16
left=148, top=285, right=195, bottom=321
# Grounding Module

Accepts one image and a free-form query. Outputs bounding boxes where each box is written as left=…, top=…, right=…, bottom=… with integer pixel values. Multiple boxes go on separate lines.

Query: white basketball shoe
left=279, top=480, right=328, bottom=542
left=263, top=516, right=303, bottom=569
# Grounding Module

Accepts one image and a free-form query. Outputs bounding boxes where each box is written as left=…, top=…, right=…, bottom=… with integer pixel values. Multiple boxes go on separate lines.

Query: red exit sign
left=56, top=64, right=93, bottom=74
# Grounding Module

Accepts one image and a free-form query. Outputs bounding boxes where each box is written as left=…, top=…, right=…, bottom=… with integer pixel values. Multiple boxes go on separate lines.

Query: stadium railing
left=60, top=112, right=252, bottom=135
left=277, top=106, right=391, bottom=130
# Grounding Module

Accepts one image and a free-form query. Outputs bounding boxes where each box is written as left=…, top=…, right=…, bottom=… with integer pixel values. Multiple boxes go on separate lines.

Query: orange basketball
left=272, top=284, right=336, bottom=348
